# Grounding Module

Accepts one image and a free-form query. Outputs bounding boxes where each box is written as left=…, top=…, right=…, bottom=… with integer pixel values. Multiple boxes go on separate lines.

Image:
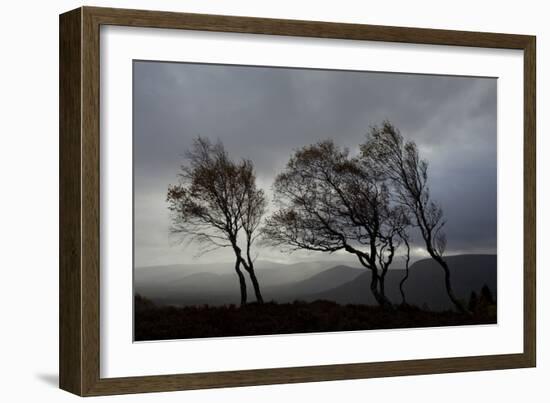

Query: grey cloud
left=133, top=61, right=497, bottom=267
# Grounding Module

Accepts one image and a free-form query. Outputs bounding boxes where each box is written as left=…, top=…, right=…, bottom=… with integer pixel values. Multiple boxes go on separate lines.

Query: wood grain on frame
left=59, top=6, right=536, bottom=396
left=59, top=7, right=82, bottom=395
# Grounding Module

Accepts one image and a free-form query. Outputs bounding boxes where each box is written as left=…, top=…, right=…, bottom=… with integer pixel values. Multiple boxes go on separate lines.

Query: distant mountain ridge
left=264, top=265, right=363, bottom=302
left=134, top=259, right=353, bottom=306
left=310, top=254, right=496, bottom=310
left=135, top=254, right=496, bottom=311
left=135, top=259, right=348, bottom=287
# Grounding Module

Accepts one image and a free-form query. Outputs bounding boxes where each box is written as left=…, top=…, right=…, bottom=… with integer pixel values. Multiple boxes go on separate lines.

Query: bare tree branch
left=361, top=121, right=466, bottom=313
left=262, top=140, right=407, bottom=308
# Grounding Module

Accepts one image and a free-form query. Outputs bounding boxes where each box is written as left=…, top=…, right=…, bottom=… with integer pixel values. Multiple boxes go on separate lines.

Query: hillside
left=264, top=265, right=363, bottom=302
left=135, top=254, right=496, bottom=310
left=134, top=259, right=358, bottom=306
left=310, top=255, right=496, bottom=311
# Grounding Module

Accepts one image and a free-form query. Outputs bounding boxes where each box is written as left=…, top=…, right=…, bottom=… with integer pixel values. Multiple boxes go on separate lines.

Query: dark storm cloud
left=133, top=61, right=496, bottom=267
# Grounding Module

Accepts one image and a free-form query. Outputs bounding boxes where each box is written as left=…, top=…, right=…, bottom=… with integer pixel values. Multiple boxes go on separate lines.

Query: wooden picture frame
left=59, top=6, right=536, bottom=396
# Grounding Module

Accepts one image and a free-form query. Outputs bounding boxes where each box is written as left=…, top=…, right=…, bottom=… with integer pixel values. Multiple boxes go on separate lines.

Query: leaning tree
left=360, top=121, right=466, bottom=312
left=166, top=137, right=266, bottom=305
left=263, top=140, right=409, bottom=308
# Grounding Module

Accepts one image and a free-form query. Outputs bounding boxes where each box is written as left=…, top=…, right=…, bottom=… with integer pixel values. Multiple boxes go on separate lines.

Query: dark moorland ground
left=134, top=294, right=497, bottom=341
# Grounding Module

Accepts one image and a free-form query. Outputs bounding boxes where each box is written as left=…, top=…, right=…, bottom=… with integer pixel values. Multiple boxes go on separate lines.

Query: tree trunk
left=372, top=274, right=392, bottom=309
left=370, top=273, right=387, bottom=307
left=230, top=242, right=248, bottom=306
left=379, top=241, right=395, bottom=307
left=243, top=241, right=264, bottom=304
left=432, top=254, right=467, bottom=313
left=350, top=247, right=392, bottom=308
left=232, top=242, right=264, bottom=304
left=379, top=275, right=386, bottom=301
left=234, top=259, right=247, bottom=306
left=399, top=238, right=411, bottom=306
left=246, top=266, right=264, bottom=304
left=399, top=269, right=409, bottom=306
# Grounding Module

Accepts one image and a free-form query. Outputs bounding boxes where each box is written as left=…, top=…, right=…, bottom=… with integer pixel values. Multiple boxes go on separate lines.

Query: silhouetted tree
left=468, top=291, right=479, bottom=312
left=166, top=137, right=266, bottom=305
left=480, top=284, right=495, bottom=305
left=360, top=121, right=466, bottom=313
left=263, top=140, right=408, bottom=308
left=469, top=284, right=495, bottom=315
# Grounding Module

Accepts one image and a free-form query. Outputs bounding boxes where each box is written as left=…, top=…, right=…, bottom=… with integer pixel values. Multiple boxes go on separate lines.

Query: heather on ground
left=135, top=294, right=496, bottom=341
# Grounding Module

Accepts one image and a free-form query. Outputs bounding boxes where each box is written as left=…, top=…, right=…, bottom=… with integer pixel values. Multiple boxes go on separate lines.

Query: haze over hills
left=135, top=254, right=496, bottom=311
left=135, top=259, right=343, bottom=286
left=134, top=259, right=353, bottom=306
left=263, top=265, right=364, bottom=302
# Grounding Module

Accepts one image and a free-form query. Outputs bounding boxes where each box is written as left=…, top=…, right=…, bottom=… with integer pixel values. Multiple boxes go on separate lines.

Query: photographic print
left=133, top=60, right=497, bottom=342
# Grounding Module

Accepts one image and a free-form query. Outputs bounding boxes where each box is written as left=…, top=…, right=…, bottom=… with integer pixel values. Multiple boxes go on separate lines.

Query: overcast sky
left=133, top=60, right=497, bottom=268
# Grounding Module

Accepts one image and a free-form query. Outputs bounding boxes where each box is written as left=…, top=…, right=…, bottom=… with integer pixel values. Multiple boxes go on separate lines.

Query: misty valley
left=134, top=254, right=496, bottom=340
